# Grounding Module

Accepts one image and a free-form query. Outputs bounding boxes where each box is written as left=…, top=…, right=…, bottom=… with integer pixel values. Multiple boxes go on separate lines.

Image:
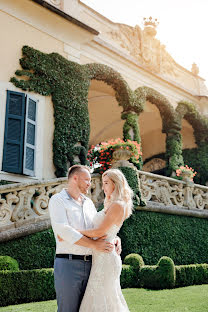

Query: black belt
left=56, top=254, right=92, bottom=262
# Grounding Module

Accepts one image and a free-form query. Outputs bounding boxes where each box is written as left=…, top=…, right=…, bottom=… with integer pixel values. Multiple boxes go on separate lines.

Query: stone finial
left=191, top=63, right=199, bottom=76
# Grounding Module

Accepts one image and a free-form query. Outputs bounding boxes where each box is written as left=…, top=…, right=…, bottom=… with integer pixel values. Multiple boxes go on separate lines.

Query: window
left=2, top=91, right=38, bottom=176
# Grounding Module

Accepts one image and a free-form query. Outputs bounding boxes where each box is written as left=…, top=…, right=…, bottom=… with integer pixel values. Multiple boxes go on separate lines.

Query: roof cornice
left=31, top=0, right=99, bottom=35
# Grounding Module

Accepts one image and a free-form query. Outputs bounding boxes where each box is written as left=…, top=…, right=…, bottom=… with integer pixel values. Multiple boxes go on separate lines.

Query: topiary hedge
left=175, top=263, right=208, bottom=287
left=0, top=268, right=55, bottom=307
left=0, top=256, right=19, bottom=271
left=122, top=253, right=208, bottom=290
left=0, top=229, right=56, bottom=270
left=140, top=256, right=175, bottom=289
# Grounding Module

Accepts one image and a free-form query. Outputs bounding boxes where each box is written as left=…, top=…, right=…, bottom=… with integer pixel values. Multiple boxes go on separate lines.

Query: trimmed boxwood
left=120, top=264, right=136, bottom=288
left=140, top=256, right=175, bottom=289
left=0, top=256, right=19, bottom=271
left=0, top=229, right=56, bottom=270
left=0, top=268, right=55, bottom=307
left=175, top=263, right=208, bottom=287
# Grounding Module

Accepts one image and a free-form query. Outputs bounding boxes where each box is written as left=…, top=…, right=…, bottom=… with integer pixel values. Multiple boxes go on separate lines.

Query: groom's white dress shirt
left=49, top=189, right=97, bottom=256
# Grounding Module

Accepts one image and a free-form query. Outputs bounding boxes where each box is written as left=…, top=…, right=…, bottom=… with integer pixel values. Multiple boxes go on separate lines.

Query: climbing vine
left=10, top=46, right=136, bottom=177
left=10, top=46, right=208, bottom=180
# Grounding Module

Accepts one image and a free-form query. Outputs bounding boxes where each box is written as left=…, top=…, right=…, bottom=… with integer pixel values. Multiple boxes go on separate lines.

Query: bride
left=79, top=168, right=133, bottom=312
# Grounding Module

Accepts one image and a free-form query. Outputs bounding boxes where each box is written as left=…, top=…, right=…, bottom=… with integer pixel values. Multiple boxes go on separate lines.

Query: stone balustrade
left=0, top=170, right=208, bottom=242
left=138, top=171, right=208, bottom=217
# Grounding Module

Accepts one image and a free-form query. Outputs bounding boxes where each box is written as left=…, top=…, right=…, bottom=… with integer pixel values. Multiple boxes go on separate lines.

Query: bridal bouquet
left=87, top=138, right=142, bottom=174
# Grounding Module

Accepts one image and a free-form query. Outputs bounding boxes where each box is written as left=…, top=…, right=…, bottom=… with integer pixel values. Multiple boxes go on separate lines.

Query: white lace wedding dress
left=79, top=208, right=129, bottom=312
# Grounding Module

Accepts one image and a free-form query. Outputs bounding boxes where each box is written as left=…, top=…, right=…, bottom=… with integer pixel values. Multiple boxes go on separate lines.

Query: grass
left=1, top=285, right=208, bottom=312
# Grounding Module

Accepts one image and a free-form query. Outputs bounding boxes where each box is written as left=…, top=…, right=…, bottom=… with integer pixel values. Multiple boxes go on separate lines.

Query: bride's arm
left=79, top=203, right=124, bottom=238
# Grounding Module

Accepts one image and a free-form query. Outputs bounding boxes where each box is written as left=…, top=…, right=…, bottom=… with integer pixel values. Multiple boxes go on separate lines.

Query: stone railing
left=138, top=170, right=208, bottom=217
left=0, top=170, right=208, bottom=241
left=0, top=174, right=103, bottom=241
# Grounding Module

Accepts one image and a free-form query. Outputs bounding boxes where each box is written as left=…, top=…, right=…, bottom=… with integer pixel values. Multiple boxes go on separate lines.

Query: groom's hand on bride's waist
left=94, top=236, right=114, bottom=253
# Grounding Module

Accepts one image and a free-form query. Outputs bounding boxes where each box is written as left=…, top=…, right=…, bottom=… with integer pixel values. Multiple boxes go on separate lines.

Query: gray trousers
left=54, top=257, right=92, bottom=312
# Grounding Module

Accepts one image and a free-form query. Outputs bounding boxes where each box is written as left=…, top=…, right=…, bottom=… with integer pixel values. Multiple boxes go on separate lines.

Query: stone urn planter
left=111, top=147, right=134, bottom=169
left=180, top=171, right=193, bottom=183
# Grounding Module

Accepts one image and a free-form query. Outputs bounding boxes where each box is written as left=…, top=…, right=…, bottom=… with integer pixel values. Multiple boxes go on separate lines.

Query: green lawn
left=1, top=285, right=208, bottom=312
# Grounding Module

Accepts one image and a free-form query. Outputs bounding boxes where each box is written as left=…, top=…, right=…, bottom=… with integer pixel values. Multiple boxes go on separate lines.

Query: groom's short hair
left=67, top=165, right=90, bottom=179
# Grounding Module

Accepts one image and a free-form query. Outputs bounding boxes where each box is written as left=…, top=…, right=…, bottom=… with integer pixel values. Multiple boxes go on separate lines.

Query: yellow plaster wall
left=139, top=101, right=166, bottom=160
left=0, top=7, right=66, bottom=180
left=181, top=119, right=197, bottom=150
left=88, top=80, right=124, bottom=145
left=0, top=10, right=66, bottom=83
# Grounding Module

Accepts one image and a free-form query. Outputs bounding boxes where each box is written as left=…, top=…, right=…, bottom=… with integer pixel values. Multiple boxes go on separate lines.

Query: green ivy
left=119, top=166, right=146, bottom=206
left=10, top=46, right=208, bottom=178
left=10, top=47, right=137, bottom=177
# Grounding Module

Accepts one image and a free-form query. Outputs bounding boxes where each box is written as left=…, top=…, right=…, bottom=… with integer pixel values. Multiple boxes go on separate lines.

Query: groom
left=49, top=165, right=121, bottom=312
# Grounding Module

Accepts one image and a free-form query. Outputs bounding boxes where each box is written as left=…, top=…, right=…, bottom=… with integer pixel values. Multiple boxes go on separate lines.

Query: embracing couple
left=49, top=164, right=133, bottom=312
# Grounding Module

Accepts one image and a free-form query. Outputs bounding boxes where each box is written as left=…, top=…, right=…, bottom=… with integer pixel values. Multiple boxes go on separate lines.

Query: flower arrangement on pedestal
left=176, top=165, right=197, bottom=182
left=87, top=138, right=142, bottom=174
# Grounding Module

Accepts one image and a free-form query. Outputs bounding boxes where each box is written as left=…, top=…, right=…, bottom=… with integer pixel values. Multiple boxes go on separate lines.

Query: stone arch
left=84, top=63, right=136, bottom=113
left=84, top=63, right=142, bottom=152
left=134, top=86, right=178, bottom=133
left=134, top=86, right=182, bottom=174
left=176, top=101, right=208, bottom=145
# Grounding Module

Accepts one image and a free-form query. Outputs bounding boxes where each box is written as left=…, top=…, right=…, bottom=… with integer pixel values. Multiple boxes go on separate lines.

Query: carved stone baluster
left=140, top=174, right=154, bottom=201
left=0, top=192, right=19, bottom=225
left=89, top=175, right=103, bottom=208
left=46, top=183, right=67, bottom=198
left=183, top=185, right=196, bottom=209
left=170, top=183, right=184, bottom=206
left=33, top=187, right=50, bottom=216
left=11, top=188, right=36, bottom=222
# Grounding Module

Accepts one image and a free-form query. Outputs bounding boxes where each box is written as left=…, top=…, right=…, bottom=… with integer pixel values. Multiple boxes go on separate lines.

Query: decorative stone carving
left=1, top=172, right=208, bottom=237
left=139, top=170, right=208, bottom=211
left=108, top=17, right=178, bottom=77
left=111, top=148, right=135, bottom=169
left=191, top=63, right=199, bottom=76
left=46, top=0, right=61, bottom=8
left=88, top=174, right=103, bottom=208
left=143, top=158, right=166, bottom=172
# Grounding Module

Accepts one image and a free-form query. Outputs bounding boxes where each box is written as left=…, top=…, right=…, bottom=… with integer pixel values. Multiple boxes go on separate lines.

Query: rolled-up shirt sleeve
left=49, top=195, right=83, bottom=245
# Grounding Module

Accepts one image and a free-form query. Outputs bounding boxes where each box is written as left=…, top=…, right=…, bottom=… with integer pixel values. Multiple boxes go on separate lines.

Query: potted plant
left=175, top=165, right=197, bottom=182
left=87, top=138, right=142, bottom=174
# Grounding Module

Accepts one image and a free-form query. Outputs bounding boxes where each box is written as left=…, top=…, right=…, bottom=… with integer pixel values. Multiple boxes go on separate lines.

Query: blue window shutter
left=2, top=91, right=26, bottom=174
left=23, top=95, right=37, bottom=176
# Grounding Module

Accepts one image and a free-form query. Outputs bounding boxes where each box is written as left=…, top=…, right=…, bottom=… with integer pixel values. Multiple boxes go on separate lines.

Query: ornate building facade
left=0, top=0, right=208, bottom=183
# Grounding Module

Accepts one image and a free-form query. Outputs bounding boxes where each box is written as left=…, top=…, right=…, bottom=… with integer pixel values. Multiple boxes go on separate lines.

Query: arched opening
left=181, top=119, right=197, bottom=149
left=88, top=80, right=124, bottom=145
left=139, top=100, right=166, bottom=172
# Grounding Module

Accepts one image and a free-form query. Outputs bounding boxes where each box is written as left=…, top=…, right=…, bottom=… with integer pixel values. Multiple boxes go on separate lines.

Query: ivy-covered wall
left=11, top=46, right=208, bottom=178
left=11, top=46, right=138, bottom=177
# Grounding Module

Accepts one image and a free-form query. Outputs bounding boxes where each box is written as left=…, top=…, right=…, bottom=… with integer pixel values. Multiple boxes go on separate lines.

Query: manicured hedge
left=1, top=254, right=208, bottom=307
left=121, top=253, right=208, bottom=290
left=175, top=264, right=208, bottom=287
left=0, top=268, right=55, bottom=307
left=1, top=210, right=208, bottom=270
left=0, top=256, right=19, bottom=271
left=0, top=230, right=56, bottom=270
left=139, top=256, right=176, bottom=289
left=119, top=210, right=208, bottom=265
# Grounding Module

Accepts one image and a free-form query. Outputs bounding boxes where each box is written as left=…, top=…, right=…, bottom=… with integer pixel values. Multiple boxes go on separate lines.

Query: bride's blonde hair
left=102, top=168, right=133, bottom=219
